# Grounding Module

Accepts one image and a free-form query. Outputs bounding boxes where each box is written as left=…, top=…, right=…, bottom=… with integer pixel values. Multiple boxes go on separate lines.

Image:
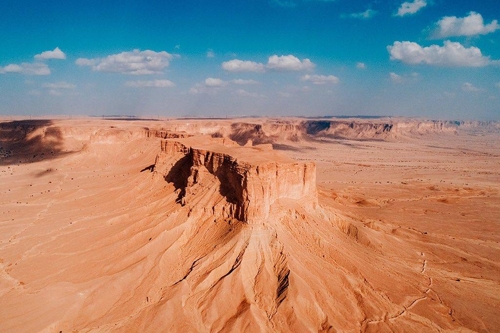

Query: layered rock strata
left=155, top=137, right=318, bottom=224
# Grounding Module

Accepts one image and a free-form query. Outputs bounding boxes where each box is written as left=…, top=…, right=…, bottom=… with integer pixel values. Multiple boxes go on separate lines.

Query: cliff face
left=155, top=138, right=317, bottom=224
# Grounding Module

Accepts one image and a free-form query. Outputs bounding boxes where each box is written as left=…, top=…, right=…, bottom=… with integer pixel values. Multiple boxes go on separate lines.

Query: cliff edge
left=154, top=136, right=318, bottom=224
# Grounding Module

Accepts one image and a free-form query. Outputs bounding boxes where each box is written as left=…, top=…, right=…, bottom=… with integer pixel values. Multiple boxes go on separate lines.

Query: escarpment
left=154, top=136, right=318, bottom=224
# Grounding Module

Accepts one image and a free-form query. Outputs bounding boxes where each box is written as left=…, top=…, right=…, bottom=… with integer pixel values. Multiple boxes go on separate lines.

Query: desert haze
left=0, top=117, right=499, bottom=332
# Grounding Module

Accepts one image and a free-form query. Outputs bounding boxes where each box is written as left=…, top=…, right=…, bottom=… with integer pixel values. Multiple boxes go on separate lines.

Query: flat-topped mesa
left=157, top=136, right=318, bottom=224
left=146, top=129, right=193, bottom=139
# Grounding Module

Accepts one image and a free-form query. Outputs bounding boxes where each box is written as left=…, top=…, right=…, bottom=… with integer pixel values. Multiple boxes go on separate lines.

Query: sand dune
left=0, top=117, right=499, bottom=332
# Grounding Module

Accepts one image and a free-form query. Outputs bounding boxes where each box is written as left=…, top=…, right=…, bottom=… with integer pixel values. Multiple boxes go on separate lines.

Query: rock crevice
left=155, top=138, right=318, bottom=224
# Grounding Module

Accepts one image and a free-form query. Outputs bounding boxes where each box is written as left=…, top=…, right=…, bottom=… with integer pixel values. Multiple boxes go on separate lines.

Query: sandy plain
left=0, top=117, right=499, bottom=332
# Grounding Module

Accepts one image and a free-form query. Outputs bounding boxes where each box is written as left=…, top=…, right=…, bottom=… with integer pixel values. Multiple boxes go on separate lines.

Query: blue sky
left=1, top=0, right=499, bottom=119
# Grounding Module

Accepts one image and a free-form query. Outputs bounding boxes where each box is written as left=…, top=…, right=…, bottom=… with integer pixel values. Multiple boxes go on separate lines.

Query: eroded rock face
left=155, top=138, right=318, bottom=224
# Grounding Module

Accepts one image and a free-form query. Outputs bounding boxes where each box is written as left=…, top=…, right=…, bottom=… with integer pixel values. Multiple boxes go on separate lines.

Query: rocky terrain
left=0, top=117, right=499, bottom=332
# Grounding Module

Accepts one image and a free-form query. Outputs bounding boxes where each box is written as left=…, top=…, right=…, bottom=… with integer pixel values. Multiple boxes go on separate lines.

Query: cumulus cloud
left=222, top=59, right=265, bottom=72
left=462, top=82, right=480, bottom=92
left=0, top=63, right=50, bottom=75
left=205, top=78, right=227, bottom=87
left=34, top=47, right=66, bottom=60
left=222, top=55, right=315, bottom=73
left=395, top=0, right=426, bottom=17
left=75, top=49, right=174, bottom=75
left=124, top=80, right=175, bottom=88
left=42, top=81, right=76, bottom=89
left=388, top=41, right=496, bottom=67
left=267, top=55, right=315, bottom=71
left=345, top=9, right=377, bottom=19
left=432, top=12, right=499, bottom=38
left=356, top=62, right=366, bottom=69
left=231, top=79, right=259, bottom=85
left=207, top=49, right=215, bottom=58
left=301, top=74, right=339, bottom=85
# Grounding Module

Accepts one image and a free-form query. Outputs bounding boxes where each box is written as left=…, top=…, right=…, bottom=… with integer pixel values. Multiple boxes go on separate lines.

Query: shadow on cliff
left=164, top=151, right=242, bottom=209
left=225, top=121, right=392, bottom=148
left=214, top=166, right=242, bottom=206
left=301, top=121, right=331, bottom=135
left=165, top=154, right=193, bottom=204
left=0, top=120, right=71, bottom=166
left=227, top=123, right=273, bottom=146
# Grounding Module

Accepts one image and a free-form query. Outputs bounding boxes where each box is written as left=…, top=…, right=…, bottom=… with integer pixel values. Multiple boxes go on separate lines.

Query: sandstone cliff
left=192, top=119, right=465, bottom=145
left=154, top=136, right=318, bottom=224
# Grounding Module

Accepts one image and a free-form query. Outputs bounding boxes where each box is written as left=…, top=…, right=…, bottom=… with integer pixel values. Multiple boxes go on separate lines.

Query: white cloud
left=356, top=62, right=366, bottom=69
left=0, top=62, right=50, bottom=75
left=75, top=49, right=174, bottom=75
left=462, top=82, right=480, bottom=92
left=34, top=47, right=66, bottom=60
left=395, top=0, right=427, bottom=17
left=432, top=12, right=499, bottom=38
left=389, top=72, right=403, bottom=83
left=205, top=78, right=227, bottom=87
left=222, top=59, right=265, bottom=72
left=124, top=80, right=175, bottom=88
left=42, top=81, right=76, bottom=89
left=301, top=74, right=339, bottom=85
left=231, top=79, right=259, bottom=85
left=346, top=9, right=377, bottom=19
left=388, top=41, right=496, bottom=67
left=222, top=55, right=315, bottom=73
left=267, top=55, right=315, bottom=71
left=0, top=64, right=23, bottom=73
left=207, top=49, right=215, bottom=58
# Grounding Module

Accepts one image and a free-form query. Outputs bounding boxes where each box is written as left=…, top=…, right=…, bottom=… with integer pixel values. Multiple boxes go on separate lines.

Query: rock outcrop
left=145, top=129, right=193, bottom=139
left=179, top=119, right=465, bottom=144
left=154, top=136, right=318, bottom=224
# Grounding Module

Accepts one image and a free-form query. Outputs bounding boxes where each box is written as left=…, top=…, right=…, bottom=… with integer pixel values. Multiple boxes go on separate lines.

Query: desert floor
left=0, top=118, right=499, bottom=332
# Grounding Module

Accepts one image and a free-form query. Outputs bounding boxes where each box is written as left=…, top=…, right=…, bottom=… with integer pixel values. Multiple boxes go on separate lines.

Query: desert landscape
left=0, top=117, right=498, bottom=332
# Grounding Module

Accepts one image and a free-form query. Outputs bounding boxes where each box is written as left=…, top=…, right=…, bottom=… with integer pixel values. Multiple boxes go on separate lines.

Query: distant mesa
left=150, top=119, right=466, bottom=146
